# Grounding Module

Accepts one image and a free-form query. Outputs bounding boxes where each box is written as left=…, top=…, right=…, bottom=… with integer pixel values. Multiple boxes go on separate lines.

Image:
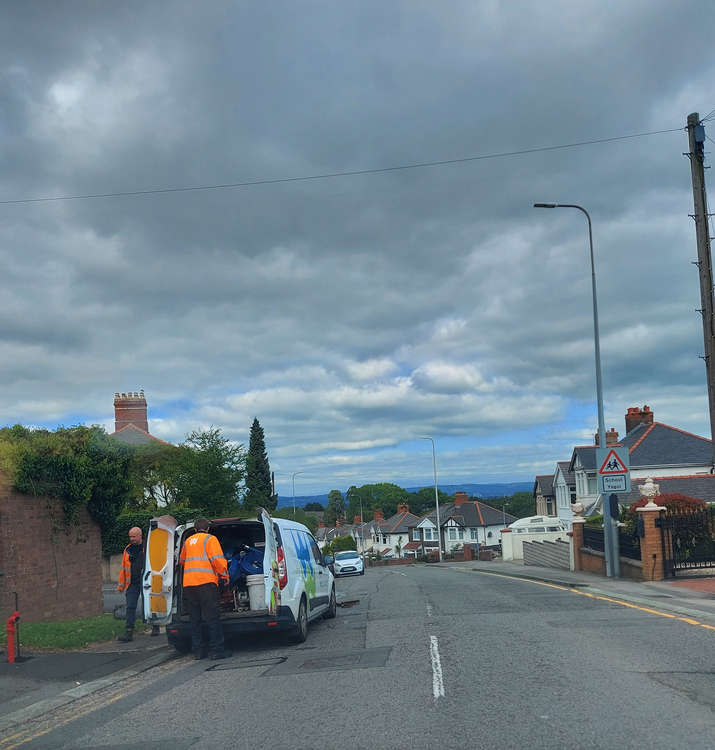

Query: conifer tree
left=244, top=418, right=276, bottom=511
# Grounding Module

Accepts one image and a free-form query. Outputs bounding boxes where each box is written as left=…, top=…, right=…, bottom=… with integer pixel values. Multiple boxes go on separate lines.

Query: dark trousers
left=125, top=583, right=141, bottom=630
left=183, top=583, right=224, bottom=656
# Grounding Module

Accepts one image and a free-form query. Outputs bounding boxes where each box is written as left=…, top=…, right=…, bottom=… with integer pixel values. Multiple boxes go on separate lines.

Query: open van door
left=143, top=515, right=177, bottom=626
left=259, top=508, right=280, bottom=615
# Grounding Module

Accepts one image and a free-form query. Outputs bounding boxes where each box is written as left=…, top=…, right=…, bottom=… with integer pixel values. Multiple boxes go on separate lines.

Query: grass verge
left=0, top=614, right=140, bottom=650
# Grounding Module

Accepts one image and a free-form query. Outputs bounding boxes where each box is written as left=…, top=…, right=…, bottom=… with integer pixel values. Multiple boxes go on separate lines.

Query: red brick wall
left=0, top=474, right=103, bottom=622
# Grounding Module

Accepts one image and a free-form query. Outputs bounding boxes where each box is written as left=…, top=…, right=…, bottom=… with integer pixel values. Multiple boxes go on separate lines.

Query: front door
left=143, top=515, right=177, bottom=626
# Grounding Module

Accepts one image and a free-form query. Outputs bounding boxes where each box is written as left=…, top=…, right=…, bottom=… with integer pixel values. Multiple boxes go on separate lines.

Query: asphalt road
left=5, top=565, right=715, bottom=749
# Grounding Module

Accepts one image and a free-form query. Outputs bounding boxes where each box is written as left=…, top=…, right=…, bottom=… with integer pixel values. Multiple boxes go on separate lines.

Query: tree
left=323, top=534, right=357, bottom=556
left=172, top=427, right=246, bottom=517
left=244, top=418, right=276, bottom=511
left=324, top=489, right=346, bottom=526
left=304, top=501, right=324, bottom=511
left=127, top=442, right=179, bottom=510
left=346, top=483, right=409, bottom=520
left=406, top=487, right=449, bottom=515
left=487, top=491, right=534, bottom=520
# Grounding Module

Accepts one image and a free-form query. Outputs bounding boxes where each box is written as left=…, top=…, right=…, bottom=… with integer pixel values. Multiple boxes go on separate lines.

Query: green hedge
left=103, top=507, right=208, bottom=556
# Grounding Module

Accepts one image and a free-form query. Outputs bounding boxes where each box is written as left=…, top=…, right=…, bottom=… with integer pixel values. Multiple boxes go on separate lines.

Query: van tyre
left=173, top=638, right=192, bottom=654
left=291, top=597, right=308, bottom=643
left=324, top=587, right=337, bottom=619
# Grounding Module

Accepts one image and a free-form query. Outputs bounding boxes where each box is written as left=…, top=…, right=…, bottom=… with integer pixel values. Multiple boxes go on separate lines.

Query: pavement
left=1, top=565, right=714, bottom=733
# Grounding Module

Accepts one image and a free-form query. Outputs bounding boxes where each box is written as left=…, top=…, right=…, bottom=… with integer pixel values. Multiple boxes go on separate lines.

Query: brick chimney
left=373, top=509, right=384, bottom=521
left=594, top=428, right=619, bottom=446
left=397, top=503, right=409, bottom=514
left=335, top=518, right=342, bottom=528
left=353, top=515, right=361, bottom=524
left=318, top=521, right=325, bottom=529
left=625, top=405, right=654, bottom=434
left=454, top=492, right=469, bottom=506
left=114, top=390, right=148, bottom=433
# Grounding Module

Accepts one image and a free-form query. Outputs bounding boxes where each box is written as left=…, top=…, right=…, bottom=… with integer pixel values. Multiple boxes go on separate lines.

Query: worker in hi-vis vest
left=116, top=527, right=160, bottom=641
left=179, top=517, right=230, bottom=660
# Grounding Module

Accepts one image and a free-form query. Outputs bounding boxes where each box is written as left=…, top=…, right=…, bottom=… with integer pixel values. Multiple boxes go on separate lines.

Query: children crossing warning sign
left=595, top=445, right=631, bottom=494
left=599, top=449, right=628, bottom=474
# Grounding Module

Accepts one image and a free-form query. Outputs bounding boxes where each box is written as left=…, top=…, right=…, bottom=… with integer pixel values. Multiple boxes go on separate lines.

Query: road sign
left=596, top=445, right=631, bottom=494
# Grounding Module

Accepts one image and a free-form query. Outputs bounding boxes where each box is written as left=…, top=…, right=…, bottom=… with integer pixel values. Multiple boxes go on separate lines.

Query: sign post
left=596, top=446, right=630, bottom=578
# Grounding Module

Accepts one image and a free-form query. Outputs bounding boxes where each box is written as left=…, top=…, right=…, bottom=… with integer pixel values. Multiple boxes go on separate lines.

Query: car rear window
left=335, top=551, right=359, bottom=560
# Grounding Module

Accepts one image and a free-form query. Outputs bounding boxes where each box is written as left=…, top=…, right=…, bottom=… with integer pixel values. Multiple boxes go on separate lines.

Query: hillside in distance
left=275, top=481, right=532, bottom=509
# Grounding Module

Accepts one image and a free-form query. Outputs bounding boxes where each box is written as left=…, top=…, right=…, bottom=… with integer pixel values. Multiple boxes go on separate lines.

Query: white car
left=143, top=509, right=336, bottom=651
left=333, top=550, right=364, bottom=577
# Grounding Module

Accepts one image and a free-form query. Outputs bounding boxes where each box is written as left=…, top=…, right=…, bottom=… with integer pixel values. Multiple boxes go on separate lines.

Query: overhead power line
left=0, top=126, right=684, bottom=206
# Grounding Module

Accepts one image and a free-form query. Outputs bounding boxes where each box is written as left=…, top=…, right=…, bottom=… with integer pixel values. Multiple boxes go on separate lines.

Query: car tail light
left=277, top=545, right=288, bottom=589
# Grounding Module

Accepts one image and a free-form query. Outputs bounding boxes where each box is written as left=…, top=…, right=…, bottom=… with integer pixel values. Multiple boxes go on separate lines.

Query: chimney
left=594, top=428, right=619, bottom=447
left=625, top=405, right=654, bottom=434
left=353, top=515, right=361, bottom=524
left=373, top=509, right=384, bottom=521
left=318, top=521, right=325, bottom=529
left=114, top=390, right=148, bottom=433
left=397, top=503, right=409, bottom=514
left=454, top=492, right=469, bottom=506
left=335, top=518, right=342, bottom=528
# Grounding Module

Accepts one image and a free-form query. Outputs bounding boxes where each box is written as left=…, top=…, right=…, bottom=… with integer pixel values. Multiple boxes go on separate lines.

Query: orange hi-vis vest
left=117, top=544, right=139, bottom=592
left=179, top=532, right=228, bottom=588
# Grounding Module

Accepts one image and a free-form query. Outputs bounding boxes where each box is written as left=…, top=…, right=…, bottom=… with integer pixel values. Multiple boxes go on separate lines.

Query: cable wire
left=0, top=126, right=684, bottom=206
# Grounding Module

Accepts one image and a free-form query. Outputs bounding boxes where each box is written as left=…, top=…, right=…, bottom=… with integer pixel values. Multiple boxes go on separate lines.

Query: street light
left=421, top=437, right=443, bottom=562
left=533, top=202, right=619, bottom=577
left=502, top=501, right=509, bottom=528
left=291, top=471, right=305, bottom=519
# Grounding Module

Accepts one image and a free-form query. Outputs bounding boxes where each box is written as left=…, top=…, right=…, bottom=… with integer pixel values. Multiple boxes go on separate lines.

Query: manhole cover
left=208, top=656, right=286, bottom=671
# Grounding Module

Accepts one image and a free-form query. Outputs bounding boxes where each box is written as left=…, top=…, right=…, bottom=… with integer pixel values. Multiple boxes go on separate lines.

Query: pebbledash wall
left=0, top=472, right=103, bottom=622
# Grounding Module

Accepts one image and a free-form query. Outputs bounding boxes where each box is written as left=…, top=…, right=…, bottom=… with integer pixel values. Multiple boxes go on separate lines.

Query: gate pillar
left=637, top=501, right=668, bottom=581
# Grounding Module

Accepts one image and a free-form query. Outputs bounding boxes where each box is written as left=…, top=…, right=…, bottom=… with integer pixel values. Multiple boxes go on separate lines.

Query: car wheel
left=291, top=596, right=308, bottom=643
left=360, top=569, right=365, bottom=575
left=324, top=586, right=337, bottom=619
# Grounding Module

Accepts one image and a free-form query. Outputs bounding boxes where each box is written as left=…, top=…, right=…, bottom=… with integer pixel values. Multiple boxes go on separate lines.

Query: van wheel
left=291, top=597, right=308, bottom=643
left=324, top=587, right=337, bottom=619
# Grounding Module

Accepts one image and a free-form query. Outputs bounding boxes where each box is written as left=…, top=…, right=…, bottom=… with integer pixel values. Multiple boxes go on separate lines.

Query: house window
left=458, top=528, right=464, bottom=540
left=412, top=529, right=420, bottom=541
left=448, top=528, right=457, bottom=541
left=470, top=529, right=478, bottom=540
left=424, top=528, right=433, bottom=541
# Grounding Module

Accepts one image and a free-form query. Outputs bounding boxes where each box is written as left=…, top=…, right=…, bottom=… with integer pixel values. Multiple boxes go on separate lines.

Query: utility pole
left=686, top=112, right=715, bottom=470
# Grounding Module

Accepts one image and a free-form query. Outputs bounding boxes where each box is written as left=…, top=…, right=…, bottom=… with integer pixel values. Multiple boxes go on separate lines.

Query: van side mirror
left=323, top=555, right=334, bottom=566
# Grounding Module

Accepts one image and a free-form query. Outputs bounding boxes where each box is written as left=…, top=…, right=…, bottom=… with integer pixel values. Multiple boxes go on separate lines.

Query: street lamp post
left=533, top=202, right=619, bottom=577
left=421, top=437, right=443, bottom=562
left=291, top=471, right=304, bottom=519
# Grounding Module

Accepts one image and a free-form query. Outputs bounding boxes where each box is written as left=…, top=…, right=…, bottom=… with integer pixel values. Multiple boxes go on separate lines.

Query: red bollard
left=6, top=611, right=20, bottom=663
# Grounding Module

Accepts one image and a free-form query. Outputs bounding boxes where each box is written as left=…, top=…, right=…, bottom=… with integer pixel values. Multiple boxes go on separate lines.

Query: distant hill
left=276, top=482, right=531, bottom=509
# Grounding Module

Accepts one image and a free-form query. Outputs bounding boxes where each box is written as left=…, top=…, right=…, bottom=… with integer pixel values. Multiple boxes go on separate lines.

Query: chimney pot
left=114, top=390, right=149, bottom=433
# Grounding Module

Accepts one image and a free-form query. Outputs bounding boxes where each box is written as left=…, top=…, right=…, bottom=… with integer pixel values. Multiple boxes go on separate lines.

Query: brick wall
left=0, top=473, right=103, bottom=622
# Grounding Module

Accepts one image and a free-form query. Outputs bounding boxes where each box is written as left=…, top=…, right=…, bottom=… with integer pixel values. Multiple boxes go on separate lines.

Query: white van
left=142, top=508, right=336, bottom=651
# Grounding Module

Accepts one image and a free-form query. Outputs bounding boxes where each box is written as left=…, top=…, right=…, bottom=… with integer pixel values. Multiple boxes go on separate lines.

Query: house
left=414, top=492, right=518, bottom=554
left=370, top=505, right=422, bottom=558
left=110, top=391, right=170, bottom=446
left=533, top=474, right=555, bottom=516
left=553, top=461, right=577, bottom=526
left=569, top=405, right=713, bottom=516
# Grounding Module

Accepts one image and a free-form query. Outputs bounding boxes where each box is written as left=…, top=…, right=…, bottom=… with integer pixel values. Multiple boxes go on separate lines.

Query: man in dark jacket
left=116, top=527, right=159, bottom=641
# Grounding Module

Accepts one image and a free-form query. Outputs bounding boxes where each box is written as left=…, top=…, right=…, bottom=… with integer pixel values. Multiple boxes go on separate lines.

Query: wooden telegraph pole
left=686, top=113, right=715, bottom=470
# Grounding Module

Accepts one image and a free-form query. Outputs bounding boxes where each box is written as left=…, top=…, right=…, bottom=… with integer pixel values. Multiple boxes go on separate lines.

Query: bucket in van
left=246, top=573, right=265, bottom=610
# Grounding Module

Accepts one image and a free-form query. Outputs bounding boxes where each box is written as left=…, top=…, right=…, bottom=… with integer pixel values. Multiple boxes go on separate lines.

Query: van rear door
left=259, top=508, right=280, bottom=615
left=143, top=515, right=177, bottom=626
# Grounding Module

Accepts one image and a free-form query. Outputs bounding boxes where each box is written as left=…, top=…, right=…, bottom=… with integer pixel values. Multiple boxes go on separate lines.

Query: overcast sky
left=2, top=1, right=715, bottom=496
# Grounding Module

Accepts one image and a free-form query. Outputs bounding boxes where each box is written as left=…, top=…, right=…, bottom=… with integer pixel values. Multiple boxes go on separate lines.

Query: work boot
left=150, top=625, right=161, bottom=637
left=117, top=628, right=134, bottom=642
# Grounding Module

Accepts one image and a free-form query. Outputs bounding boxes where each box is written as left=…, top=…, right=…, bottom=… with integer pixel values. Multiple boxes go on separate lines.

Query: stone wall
left=0, top=473, right=103, bottom=622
